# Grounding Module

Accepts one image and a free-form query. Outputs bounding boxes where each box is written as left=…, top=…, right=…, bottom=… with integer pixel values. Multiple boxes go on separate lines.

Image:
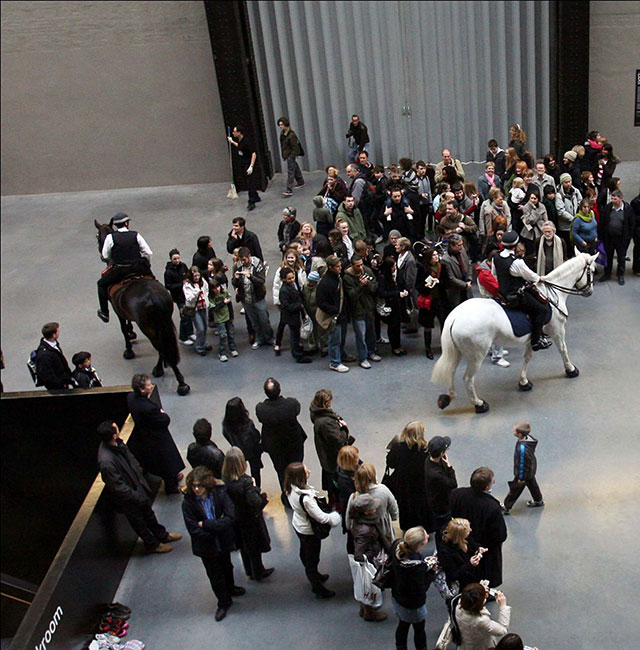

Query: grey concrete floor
left=2, top=163, right=639, bottom=649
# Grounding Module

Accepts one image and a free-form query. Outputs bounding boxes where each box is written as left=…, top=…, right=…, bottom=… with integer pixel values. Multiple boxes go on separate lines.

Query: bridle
left=542, top=260, right=593, bottom=297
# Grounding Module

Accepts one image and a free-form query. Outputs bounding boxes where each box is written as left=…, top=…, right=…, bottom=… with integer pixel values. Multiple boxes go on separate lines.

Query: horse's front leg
left=518, top=342, right=533, bottom=390
left=553, top=330, right=580, bottom=378
left=463, top=354, right=489, bottom=413
left=152, top=352, right=164, bottom=377
left=118, top=315, right=135, bottom=359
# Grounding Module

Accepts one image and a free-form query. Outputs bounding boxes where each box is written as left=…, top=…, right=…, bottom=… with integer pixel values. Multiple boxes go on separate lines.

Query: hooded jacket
left=310, top=403, right=351, bottom=474
left=336, top=202, right=367, bottom=241
left=343, top=264, right=378, bottom=319
left=513, top=435, right=538, bottom=481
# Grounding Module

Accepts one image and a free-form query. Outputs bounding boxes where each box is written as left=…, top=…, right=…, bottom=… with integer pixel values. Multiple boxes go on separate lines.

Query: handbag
left=372, top=549, right=393, bottom=590
left=182, top=305, right=196, bottom=318
left=376, top=297, right=392, bottom=317
left=299, top=494, right=332, bottom=539
left=435, top=619, right=454, bottom=650
left=416, top=294, right=432, bottom=310
left=300, top=314, right=313, bottom=340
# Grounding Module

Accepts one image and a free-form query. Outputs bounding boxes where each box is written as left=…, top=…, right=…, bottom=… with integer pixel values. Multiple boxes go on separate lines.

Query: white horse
left=431, top=251, right=598, bottom=413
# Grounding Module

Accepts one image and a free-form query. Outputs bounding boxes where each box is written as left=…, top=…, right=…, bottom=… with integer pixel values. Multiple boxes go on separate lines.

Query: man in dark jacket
left=502, top=422, right=544, bottom=514
left=126, top=374, right=185, bottom=494
left=343, top=255, right=380, bottom=369
left=187, top=418, right=225, bottom=479
left=631, top=191, right=640, bottom=276
left=346, top=114, right=370, bottom=162
left=255, top=377, right=307, bottom=506
left=598, top=190, right=635, bottom=285
left=450, top=466, right=507, bottom=587
left=164, top=248, right=194, bottom=345
left=226, top=217, right=263, bottom=260
left=424, top=435, right=458, bottom=532
left=316, top=256, right=350, bottom=372
left=440, top=234, right=472, bottom=323
left=278, top=116, right=304, bottom=197
left=277, top=207, right=302, bottom=254
left=97, top=420, right=182, bottom=553
left=35, top=322, right=73, bottom=389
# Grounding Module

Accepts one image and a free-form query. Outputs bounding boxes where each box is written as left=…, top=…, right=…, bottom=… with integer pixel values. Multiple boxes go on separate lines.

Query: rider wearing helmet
left=97, top=213, right=153, bottom=322
left=492, top=231, right=552, bottom=351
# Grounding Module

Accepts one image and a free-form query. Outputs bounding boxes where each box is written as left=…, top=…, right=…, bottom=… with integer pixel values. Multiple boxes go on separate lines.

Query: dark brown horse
left=95, top=220, right=190, bottom=395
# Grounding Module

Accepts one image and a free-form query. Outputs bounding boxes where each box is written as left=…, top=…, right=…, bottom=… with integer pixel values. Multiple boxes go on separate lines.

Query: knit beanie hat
left=389, top=229, right=402, bottom=238
left=559, top=173, right=572, bottom=185
left=563, top=151, right=577, bottom=162
left=307, top=270, right=321, bottom=282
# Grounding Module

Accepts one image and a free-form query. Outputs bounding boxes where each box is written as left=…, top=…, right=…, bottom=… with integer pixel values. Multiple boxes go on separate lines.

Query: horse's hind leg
left=518, top=343, right=534, bottom=390
left=463, top=353, right=489, bottom=413
left=170, top=364, right=191, bottom=396
left=152, top=352, right=164, bottom=377
left=119, top=315, right=135, bottom=359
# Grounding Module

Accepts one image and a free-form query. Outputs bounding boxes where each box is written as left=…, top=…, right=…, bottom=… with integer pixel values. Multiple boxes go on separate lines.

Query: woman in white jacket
left=455, top=582, right=511, bottom=649
left=183, top=265, right=210, bottom=355
left=285, top=462, right=341, bottom=599
left=344, top=462, right=399, bottom=544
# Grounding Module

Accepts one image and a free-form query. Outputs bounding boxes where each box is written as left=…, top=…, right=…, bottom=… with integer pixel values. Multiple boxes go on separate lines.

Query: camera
left=362, top=273, right=374, bottom=282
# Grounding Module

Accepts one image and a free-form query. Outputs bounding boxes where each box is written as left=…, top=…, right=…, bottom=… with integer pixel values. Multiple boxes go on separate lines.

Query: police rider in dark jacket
left=97, top=213, right=153, bottom=322
left=491, top=231, right=552, bottom=351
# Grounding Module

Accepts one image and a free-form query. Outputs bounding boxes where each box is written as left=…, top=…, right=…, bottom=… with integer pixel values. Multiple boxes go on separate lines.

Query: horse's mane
left=544, top=254, right=587, bottom=286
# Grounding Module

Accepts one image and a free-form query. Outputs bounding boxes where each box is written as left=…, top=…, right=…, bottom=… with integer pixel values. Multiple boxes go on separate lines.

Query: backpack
left=27, top=349, right=39, bottom=385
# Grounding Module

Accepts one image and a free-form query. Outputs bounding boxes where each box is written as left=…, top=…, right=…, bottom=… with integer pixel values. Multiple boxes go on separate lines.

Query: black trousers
left=514, top=292, right=548, bottom=342
left=201, top=552, right=235, bottom=607
left=122, top=501, right=168, bottom=550
left=633, top=229, right=640, bottom=274
left=395, top=619, right=426, bottom=649
left=604, top=234, right=630, bottom=277
left=269, top=444, right=304, bottom=493
left=246, top=171, right=260, bottom=205
left=504, top=477, right=543, bottom=510
left=97, top=260, right=150, bottom=313
left=295, top=531, right=323, bottom=591
left=239, top=546, right=266, bottom=579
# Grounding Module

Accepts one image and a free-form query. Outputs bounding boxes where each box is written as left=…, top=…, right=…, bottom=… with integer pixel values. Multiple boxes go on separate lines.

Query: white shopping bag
left=348, top=554, right=383, bottom=608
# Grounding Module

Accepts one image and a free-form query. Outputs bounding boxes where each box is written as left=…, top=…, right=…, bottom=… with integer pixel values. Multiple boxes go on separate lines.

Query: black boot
left=424, top=330, right=433, bottom=359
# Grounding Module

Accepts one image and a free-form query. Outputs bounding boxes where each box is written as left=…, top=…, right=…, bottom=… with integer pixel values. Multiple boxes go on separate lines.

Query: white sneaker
left=377, top=337, right=390, bottom=344
left=230, top=350, right=239, bottom=357
left=368, top=353, right=382, bottom=362
left=492, top=358, right=510, bottom=368
left=180, top=339, right=193, bottom=346
left=359, top=360, right=372, bottom=369
left=330, top=363, right=349, bottom=373
left=189, top=334, right=197, bottom=341
left=251, top=342, right=260, bottom=350
left=240, top=307, right=245, bottom=315
left=219, top=354, right=228, bottom=362
left=503, top=349, right=509, bottom=356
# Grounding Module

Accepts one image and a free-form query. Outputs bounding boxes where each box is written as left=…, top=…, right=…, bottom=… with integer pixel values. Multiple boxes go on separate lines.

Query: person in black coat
left=71, top=351, right=102, bottom=388
left=436, top=518, right=482, bottom=593
left=378, top=256, right=408, bottom=356
left=424, top=435, right=457, bottom=532
left=35, top=322, right=73, bottom=389
left=222, top=447, right=273, bottom=581
left=187, top=418, right=225, bottom=479
left=450, top=467, right=508, bottom=587
left=164, top=248, right=194, bottom=343
left=222, top=397, right=263, bottom=487
left=126, top=374, right=185, bottom=494
left=97, top=421, right=182, bottom=553
left=278, top=268, right=312, bottom=363
left=386, top=422, right=434, bottom=533
left=182, top=466, right=243, bottom=622
left=598, top=190, right=636, bottom=284
left=192, top=236, right=217, bottom=272
left=226, top=217, right=264, bottom=260
left=255, top=378, right=306, bottom=506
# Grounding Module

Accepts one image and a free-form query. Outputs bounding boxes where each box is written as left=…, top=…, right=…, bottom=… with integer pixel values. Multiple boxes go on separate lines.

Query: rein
left=540, top=261, right=593, bottom=319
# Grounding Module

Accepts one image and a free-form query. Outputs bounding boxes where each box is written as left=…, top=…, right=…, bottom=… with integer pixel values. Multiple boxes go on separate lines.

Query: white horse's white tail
left=431, top=315, right=460, bottom=387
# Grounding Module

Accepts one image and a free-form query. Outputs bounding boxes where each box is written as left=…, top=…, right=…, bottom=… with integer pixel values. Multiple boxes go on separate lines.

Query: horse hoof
left=518, top=381, right=533, bottom=391
left=152, top=367, right=164, bottom=378
left=474, top=400, right=490, bottom=414
left=437, top=394, right=451, bottom=410
left=565, top=366, right=580, bottom=378
left=123, top=349, right=135, bottom=360
left=177, top=384, right=191, bottom=396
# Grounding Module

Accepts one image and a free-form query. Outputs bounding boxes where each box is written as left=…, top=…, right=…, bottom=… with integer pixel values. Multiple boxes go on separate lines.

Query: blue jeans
left=243, top=299, right=273, bottom=345
left=192, top=309, right=208, bottom=352
left=216, top=320, right=236, bottom=355
left=327, top=321, right=347, bottom=367
left=285, top=156, right=304, bottom=192
left=352, top=317, right=376, bottom=362
left=348, top=142, right=369, bottom=163
left=177, top=302, right=193, bottom=341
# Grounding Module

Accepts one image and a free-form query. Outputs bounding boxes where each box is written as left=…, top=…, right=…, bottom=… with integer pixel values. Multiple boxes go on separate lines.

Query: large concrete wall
left=589, top=1, right=640, bottom=162
left=0, top=1, right=228, bottom=195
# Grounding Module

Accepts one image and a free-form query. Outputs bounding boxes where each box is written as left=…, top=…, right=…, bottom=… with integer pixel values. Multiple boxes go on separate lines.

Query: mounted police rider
left=97, top=213, right=153, bottom=323
left=492, top=231, right=552, bottom=351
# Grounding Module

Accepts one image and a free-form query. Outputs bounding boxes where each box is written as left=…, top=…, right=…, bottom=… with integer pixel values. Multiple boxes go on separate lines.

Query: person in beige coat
left=455, top=582, right=511, bottom=649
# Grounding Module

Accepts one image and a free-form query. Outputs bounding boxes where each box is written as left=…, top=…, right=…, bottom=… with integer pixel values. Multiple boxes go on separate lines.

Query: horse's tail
left=147, top=298, right=180, bottom=368
left=431, top=314, right=461, bottom=387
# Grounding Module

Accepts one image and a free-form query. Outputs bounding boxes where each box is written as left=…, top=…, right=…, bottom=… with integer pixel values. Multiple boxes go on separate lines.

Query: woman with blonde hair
left=337, top=445, right=361, bottom=543
left=390, top=526, right=438, bottom=650
left=385, top=422, right=433, bottom=533
left=437, top=518, right=485, bottom=595
left=345, top=462, right=399, bottom=543
left=222, top=447, right=273, bottom=581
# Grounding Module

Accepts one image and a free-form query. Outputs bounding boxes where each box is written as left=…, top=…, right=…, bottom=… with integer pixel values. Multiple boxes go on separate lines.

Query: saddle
left=493, top=299, right=552, bottom=337
left=108, top=275, right=154, bottom=300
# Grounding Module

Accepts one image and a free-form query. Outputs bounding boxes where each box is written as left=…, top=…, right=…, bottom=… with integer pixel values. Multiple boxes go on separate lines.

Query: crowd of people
left=96, top=373, right=544, bottom=648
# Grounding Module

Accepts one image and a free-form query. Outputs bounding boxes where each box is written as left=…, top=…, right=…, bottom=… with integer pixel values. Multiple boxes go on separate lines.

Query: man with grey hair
left=534, top=220, right=567, bottom=275
left=346, top=163, right=367, bottom=207
left=599, top=190, right=635, bottom=285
